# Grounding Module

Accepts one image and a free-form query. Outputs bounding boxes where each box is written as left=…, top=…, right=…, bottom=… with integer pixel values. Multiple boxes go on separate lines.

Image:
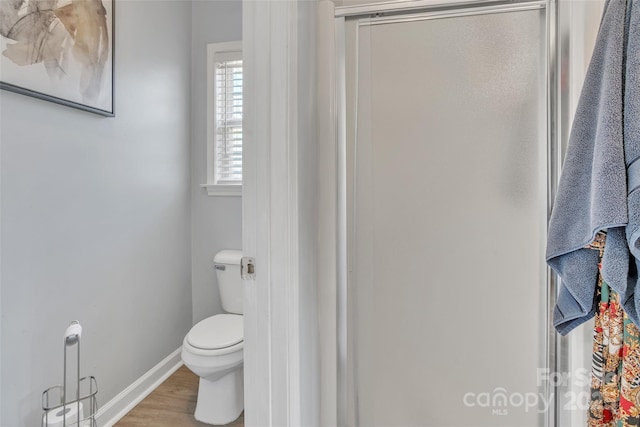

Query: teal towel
left=546, top=0, right=630, bottom=335
left=617, top=0, right=640, bottom=325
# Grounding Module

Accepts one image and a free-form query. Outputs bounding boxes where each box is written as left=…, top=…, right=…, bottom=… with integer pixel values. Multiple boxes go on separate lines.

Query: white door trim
left=242, top=1, right=317, bottom=426
left=317, top=3, right=339, bottom=426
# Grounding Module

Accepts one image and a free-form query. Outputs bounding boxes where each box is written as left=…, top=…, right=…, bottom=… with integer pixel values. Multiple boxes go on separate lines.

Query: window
left=204, top=41, right=243, bottom=196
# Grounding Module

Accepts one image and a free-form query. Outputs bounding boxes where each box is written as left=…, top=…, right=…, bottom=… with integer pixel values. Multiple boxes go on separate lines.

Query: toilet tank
left=214, top=250, right=243, bottom=314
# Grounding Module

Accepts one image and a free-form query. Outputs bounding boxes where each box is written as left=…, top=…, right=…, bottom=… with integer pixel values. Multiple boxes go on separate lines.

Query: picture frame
left=0, top=0, right=115, bottom=117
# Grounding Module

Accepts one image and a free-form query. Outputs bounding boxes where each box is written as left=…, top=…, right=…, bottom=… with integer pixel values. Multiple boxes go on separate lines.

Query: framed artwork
left=0, top=0, right=114, bottom=116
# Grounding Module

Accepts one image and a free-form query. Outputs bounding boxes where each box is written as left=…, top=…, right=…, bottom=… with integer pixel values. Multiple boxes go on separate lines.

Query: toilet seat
left=187, top=314, right=243, bottom=350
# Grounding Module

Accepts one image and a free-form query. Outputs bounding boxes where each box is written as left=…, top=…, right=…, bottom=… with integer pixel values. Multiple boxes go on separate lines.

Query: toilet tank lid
left=214, top=250, right=243, bottom=265
left=187, top=314, right=243, bottom=350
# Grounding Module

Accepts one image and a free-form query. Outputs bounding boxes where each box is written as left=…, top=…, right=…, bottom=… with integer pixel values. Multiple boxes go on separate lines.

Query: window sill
left=201, top=184, right=242, bottom=197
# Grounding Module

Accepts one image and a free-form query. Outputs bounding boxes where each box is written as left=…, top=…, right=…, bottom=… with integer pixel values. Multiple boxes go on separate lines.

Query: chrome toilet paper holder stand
left=42, top=321, right=98, bottom=427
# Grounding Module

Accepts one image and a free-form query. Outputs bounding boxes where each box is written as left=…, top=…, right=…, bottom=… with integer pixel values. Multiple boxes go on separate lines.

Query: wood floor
left=114, top=366, right=244, bottom=427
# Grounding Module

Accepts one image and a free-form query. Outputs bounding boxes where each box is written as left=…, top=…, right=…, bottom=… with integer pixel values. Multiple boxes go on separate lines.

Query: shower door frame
left=330, top=0, right=564, bottom=425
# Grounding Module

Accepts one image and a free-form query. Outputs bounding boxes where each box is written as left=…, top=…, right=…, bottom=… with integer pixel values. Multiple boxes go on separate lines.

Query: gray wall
left=191, top=0, right=243, bottom=324
left=0, top=1, right=193, bottom=425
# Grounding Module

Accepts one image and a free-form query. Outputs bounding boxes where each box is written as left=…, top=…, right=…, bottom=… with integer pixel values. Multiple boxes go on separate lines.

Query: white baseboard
left=96, top=347, right=183, bottom=427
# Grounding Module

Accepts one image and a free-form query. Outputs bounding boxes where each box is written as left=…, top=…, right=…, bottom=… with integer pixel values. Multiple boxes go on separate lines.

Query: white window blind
left=214, top=54, right=243, bottom=185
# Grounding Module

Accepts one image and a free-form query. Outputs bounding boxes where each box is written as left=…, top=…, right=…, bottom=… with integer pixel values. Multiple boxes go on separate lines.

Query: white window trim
left=203, top=40, right=243, bottom=197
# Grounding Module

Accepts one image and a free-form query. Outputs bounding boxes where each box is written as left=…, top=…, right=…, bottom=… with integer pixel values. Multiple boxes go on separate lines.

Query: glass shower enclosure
left=332, top=0, right=592, bottom=425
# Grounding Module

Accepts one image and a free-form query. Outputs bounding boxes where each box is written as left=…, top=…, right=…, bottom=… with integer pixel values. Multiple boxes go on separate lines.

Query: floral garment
left=588, top=232, right=640, bottom=426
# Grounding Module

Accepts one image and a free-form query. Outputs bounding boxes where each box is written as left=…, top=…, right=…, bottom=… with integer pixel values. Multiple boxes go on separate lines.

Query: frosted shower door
left=345, top=6, right=549, bottom=427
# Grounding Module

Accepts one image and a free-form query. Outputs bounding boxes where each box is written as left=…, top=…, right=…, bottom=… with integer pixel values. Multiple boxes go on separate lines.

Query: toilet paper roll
left=42, top=402, right=84, bottom=427
left=64, top=321, right=82, bottom=346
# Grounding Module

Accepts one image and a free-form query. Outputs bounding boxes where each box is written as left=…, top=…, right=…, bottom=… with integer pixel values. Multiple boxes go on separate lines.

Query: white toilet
left=182, top=250, right=244, bottom=425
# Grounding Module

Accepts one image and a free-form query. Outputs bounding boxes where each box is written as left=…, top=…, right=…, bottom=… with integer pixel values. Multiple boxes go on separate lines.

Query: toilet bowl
left=182, top=314, right=243, bottom=424
left=181, top=250, right=244, bottom=425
